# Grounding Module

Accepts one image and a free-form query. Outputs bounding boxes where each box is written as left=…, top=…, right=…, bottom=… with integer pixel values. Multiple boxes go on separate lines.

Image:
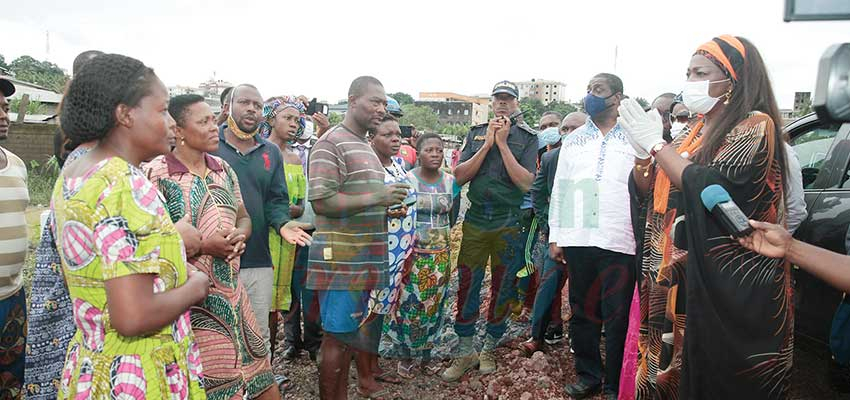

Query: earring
left=180, top=137, right=186, bottom=146
left=723, top=88, right=733, bottom=105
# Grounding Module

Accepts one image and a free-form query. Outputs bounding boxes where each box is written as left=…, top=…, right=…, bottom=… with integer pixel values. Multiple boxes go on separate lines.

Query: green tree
left=399, top=104, right=439, bottom=132
left=519, top=98, right=545, bottom=127
left=388, top=92, right=414, bottom=105
left=328, top=112, right=343, bottom=126
left=0, top=54, right=7, bottom=70
left=9, top=55, right=69, bottom=92
left=634, top=97, right=650, bottom=110
left=543, top=101, right=578, bottom=120
left=9, top=98, right=45, bottom=115
left=438, top=123, right=470, bottom=138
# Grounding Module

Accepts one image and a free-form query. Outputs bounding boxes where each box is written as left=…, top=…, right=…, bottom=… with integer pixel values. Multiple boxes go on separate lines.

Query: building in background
left=1, top=75, right=63, bottom=123
left=417, top=92, right=490, bottom=125
left=794, top=91, right=812, bottom=115
left=167, top=76, right=234, bottom=114
left=516, top=79, right=566, bottom=105
left=328, top=102, right=348, bottom=116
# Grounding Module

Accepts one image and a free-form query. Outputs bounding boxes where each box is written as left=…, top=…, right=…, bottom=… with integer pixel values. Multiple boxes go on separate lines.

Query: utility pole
left=614, top=45, right=618, bottom=73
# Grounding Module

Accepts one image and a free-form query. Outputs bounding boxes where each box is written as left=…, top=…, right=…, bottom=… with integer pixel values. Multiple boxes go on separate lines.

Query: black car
left=786, top=112, right=850, bottom=345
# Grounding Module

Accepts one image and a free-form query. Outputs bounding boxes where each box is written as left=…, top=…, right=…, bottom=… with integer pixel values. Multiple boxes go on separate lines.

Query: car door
left=788, top=116, right=850, bottom=344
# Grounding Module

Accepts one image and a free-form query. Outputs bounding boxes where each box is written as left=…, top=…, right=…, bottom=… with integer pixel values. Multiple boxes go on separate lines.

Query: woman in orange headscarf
left=620, top=35, right=791, bottom=399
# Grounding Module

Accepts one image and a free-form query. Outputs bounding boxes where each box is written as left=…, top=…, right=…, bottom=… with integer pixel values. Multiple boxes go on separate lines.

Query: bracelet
left=634, top=163, right=652, bottom=178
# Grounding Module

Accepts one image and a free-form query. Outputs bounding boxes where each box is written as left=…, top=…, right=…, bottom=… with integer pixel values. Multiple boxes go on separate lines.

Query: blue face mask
left=583, top=92, right=616, bottom=117
left=538, top=127, right=562, bottom=149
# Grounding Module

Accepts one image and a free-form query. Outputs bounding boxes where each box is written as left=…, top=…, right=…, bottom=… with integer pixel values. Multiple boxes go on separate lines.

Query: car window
left=790, top=126, right=840, bottom=189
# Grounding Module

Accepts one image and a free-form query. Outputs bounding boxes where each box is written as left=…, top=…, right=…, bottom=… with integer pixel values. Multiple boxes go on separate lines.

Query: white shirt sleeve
left=784, top=142, right=808, bottom=233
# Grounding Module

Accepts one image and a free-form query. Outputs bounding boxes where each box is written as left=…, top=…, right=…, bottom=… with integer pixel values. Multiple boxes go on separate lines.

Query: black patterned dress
left=633, top=113, right=792, bottom=399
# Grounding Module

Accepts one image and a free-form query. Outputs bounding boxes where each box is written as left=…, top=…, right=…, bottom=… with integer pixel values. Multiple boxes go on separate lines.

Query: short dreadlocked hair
left=60, top=53, right=159, bottom=146
left=169, top=94, right=206, bottom=127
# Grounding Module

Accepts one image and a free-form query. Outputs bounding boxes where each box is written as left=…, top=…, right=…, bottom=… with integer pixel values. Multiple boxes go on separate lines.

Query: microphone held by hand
left=700, top=184, right=754, bottom=238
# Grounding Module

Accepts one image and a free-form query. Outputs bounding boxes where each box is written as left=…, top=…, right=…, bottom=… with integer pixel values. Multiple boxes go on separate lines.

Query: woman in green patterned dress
left=386, top=133, right=457, bottom=377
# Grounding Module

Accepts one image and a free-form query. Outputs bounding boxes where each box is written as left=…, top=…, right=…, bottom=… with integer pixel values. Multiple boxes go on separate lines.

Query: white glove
left=617, top=98, right=666, bottom=159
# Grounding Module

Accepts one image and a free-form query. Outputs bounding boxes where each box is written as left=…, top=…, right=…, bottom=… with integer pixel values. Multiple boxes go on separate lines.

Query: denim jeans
left=529, top=254, right=568, bottom=342
left=283, top=245, right=322, bottom=352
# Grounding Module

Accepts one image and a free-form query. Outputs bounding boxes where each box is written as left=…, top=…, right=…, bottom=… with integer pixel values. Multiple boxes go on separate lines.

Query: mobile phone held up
left=306, top=98, right=329, bottom=116
left=400, top=125, right=414, bottom=139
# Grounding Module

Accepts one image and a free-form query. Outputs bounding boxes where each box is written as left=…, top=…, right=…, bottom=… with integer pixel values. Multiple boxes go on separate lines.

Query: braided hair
left=60, top=53, right=158, bottom=148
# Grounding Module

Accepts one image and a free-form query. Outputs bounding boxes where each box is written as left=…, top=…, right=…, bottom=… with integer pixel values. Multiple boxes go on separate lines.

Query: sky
left=1, top=0, right=848, bottom=108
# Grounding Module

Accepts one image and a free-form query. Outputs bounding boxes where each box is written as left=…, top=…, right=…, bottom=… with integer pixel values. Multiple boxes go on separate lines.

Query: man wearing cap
left=442, top=80, right=538, bottom=381
left=0, top=78, right=29, bottom=396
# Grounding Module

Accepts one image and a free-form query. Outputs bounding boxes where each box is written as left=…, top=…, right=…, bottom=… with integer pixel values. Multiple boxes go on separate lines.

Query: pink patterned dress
left=144, top=153, right=275, bottom=400
left=52, top=157, right=205, bottom=400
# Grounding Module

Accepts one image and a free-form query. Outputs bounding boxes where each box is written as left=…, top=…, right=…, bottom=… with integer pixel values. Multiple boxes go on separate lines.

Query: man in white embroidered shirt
left=548, top=73, right=635, bottom=400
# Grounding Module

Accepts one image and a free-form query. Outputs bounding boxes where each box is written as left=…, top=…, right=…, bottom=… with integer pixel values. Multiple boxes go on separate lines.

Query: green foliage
left=519, top=99, right=579, bottom=128
left=519, top=98, right=545, bottom=128
left=9, top=55, right=69, bottom=92
left=9, top=98, right=45, bottom=115
left=388, top=92, right=415, bottom=105
left=399, top=104, right=439, bottom=132
left=27, top=156, right=60, bottom=206
left=438, top=123, right=470, bottom=138
left=0, top=54, right=7, bottom=70
left=328, top=112, right=343, bottom=126
left=634, top=97, right=650, bottom=110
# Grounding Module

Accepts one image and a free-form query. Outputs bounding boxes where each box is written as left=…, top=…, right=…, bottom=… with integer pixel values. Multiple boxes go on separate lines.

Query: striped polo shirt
left=306, top=125, right=388, bottom=291
left=0, top=147, right=28, bottom=299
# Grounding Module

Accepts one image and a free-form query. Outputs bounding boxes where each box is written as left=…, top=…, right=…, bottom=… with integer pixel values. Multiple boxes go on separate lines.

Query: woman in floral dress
left=356, top=114, right=416, bottom=395
left=387, top=133, right=456, bottom=378
left=51, top=54, right=209, bottom=399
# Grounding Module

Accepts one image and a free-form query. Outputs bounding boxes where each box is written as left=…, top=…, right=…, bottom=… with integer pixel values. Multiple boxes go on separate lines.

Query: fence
left=3, top=122, right=55, bottom=164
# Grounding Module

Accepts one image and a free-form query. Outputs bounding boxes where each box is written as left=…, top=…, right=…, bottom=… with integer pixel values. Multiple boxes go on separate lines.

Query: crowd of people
left=0, top=33, right=834, bottom=400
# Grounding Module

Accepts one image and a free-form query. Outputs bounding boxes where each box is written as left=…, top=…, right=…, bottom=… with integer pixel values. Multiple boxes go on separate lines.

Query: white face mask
left=681, top=79, right=729, bottom=115
left=670, top=121, right=687, bottom=138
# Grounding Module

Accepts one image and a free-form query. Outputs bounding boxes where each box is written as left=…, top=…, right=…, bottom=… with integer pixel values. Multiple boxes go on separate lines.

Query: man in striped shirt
left=307, top=76, right=409, bottom=400
left=0, top=77, right=29, bottom=396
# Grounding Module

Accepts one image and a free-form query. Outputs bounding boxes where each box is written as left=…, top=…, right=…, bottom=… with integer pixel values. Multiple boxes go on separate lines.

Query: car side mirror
left=814, top=43, right=850, bottom=123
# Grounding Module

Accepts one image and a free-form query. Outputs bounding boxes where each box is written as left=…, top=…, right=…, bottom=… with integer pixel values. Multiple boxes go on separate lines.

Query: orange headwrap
left=649, top=35, right=748, bottom=214
left=696, top=35, right=747, bottom=82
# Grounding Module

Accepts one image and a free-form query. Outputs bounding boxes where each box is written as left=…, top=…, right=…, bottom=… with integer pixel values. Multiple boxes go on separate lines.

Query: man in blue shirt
left=213, top=84, right=312, bottom=357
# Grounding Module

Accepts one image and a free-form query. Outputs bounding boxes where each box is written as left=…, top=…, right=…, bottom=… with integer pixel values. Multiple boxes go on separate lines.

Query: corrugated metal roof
left=1, top=75, right=63, bottom=104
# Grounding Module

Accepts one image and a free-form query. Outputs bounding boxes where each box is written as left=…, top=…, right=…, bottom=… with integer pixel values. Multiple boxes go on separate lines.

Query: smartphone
left=388, top=194, right=417, bottom=210
left=306, top=98, right=329, bottom=116
left=400, top=125, right=414, bottom=138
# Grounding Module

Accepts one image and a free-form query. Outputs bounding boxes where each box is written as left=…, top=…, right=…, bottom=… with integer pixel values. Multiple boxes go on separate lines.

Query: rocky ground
left=270, top=222, right=848, bottom=399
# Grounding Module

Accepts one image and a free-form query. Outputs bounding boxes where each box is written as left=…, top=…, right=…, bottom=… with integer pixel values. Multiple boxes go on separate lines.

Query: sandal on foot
left=357, top=386, right=391, bottom=400
left=274, top=374, right=295, bottom=392
left=375, top=371, right=403, bottom=384
left=397, top=361, right=416, bottom=379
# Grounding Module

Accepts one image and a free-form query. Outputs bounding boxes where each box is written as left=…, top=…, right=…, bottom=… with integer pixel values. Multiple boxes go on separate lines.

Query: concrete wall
left=3, top=123, right=55, bottom=164
left=415, top=101, right=474, bottom=125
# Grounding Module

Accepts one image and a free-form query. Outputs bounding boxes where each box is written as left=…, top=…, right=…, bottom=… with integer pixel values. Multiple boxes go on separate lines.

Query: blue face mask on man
left=583, top=92, right=617, bottom=118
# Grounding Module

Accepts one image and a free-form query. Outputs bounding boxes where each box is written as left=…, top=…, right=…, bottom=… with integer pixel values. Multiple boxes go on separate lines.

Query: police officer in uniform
left=442, top=80, right=539, bottom=382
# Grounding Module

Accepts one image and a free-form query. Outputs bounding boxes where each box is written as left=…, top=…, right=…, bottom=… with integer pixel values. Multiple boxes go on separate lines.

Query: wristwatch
left=649, top=142, right=667, bottom=158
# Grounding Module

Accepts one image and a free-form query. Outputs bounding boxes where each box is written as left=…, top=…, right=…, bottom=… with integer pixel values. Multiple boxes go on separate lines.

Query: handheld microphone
left=700, top=184, right=754, bottom=238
